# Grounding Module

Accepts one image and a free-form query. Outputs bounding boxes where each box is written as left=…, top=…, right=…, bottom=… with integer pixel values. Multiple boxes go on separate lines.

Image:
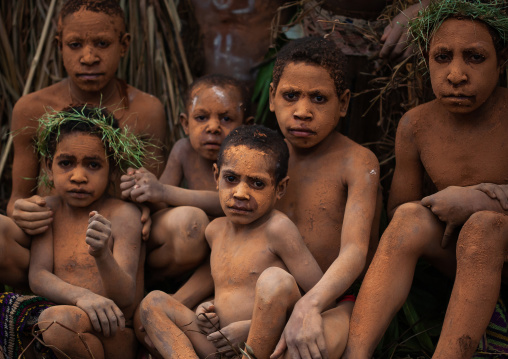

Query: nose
left=293, top=98, right=312, bottom=121
left=70, top=166, right=88, bottom=184
left=233, top=182, right=250, bottom=200
left=80, top=45, right=99, bottom=66
left=206, top=117, right=221, bottom=134
left=447, top=60, right=468, bottom=86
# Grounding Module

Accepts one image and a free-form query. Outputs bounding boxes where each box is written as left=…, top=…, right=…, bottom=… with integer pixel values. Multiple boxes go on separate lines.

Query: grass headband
left=35, top=105, right=153, bottom=186
left=408, top=0, right=508, bottom=58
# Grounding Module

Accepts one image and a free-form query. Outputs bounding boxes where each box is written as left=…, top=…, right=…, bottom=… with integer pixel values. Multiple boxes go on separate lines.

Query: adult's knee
left=458, top=211, right=508, bottom=265
left=255, top=267, right=298, bottom=304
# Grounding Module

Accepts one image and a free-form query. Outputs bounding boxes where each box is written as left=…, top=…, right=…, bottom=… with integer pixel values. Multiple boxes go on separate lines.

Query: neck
left=68, top=78, right=118, bottom=106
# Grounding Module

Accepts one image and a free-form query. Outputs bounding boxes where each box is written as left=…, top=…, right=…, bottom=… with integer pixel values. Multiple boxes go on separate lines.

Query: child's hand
left=124, top=168, right=165, bottom=204
left=196, top=301, right=219, bottom=334
left=75, top=291, right=125, bottom=337
left=86, top=211, right=112, bottom=257
left=474, top=183, right=508, bottom=210
left=12, top=195, right=53, bottom=235
left=207, top=320, right=251, bottom=357
left=120, top=167, right=138, bottom=200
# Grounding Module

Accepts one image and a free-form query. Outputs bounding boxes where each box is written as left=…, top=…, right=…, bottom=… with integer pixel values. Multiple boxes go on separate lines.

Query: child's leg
left=139, top=290, right=217, bottom=359
left=433, top=211, right=508, bottom=359
left=345, top=203, right=456, bottom=359
left=38, top=305, right=137, bottom=359
left=146, top=206, right=209, bottom=287
left=0, top=215, right=29, bottom=288
left=242, top=267, right=302, bottom=359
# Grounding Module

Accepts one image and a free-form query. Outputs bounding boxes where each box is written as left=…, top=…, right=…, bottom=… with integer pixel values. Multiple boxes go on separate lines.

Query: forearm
left=298, top=246, right=365, bottom=313
left=94, top=250, right=136, bottom=308
left=30, top=270, right=92, bottom=305
left=162, top=185, right=223, bottom=217
left=173, top=260, right=214, bottom=309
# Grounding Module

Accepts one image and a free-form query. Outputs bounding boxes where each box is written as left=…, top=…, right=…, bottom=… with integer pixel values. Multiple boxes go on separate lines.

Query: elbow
left=28, top=271, right=43, bottom=296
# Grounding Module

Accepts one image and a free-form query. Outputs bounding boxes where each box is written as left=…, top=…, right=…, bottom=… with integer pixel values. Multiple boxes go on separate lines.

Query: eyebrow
left=222, top=169, right=272, bottom=182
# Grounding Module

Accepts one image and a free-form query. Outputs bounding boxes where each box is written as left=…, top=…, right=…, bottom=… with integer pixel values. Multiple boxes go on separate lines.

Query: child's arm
left=158, top=139, right=186, bottom=187
left=29, top=217, right=125, bottom=337
left=387, top=112, right=425, bottom=217
left=273, top=149, right=380, bottom=359
left=87, top=206, right=142, bottom=309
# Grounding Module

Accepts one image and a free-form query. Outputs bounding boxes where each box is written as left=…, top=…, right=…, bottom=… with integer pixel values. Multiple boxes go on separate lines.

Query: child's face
left=269, top=62, right=350, bottom=149
left=181, top=85, right=247, bottom=161
left=48, top=132, right=110, bottom=208
left=58, top=9, right=129, bottom=93
left=214, top=145, right=288, bottom=226
left=429, top=18, right=501, bottom=115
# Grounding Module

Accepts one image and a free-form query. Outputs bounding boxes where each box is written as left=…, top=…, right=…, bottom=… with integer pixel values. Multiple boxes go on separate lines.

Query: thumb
left=441, top=223, right=455, bottom=248
left=270, top=335, right=287, bottom=359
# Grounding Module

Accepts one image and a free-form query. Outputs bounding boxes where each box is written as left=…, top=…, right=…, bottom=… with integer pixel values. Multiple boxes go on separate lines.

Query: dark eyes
left=252, top=180, right=265, bottom=189
left=314, top=95, right=326, bottom=103
left=434, top=52, right=486, bottom=64
left=468, top=53, right=485, bottom=63
left=282, top=92, right=326, bottom=103
left=59, top=160, right=72, bottom=167
left=222, top=116, right=231, bottom=122
left=96, top=40, right=110, bottom=48
left=89, top=162, right=101, bottom=170
left=283, top=92, right=298, bottom=101
left=66, top=40, right=110, bottom=49
left=225, top=175, right=236, bottom=183
left=67, top=42, right=81, bottom=49
left=195, top=115, right=206, bottom=121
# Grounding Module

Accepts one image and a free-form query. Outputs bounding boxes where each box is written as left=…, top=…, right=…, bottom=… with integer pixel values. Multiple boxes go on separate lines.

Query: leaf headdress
left=408, top=0, right=508, bottom=59
left=35, top=105, right=153, bottom=187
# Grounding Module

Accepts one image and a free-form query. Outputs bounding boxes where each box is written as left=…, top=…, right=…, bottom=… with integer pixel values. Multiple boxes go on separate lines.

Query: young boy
left=120, top=74, right=253, bottom=287
left=130, top=37, right=381, bottom=358
left=139, top=125, right=324, bottom=359
left=26, top=106, right=147, bottom=358
left=0, top=0, right=166, bottom=288
left=344, top=2, right=508, bottom=358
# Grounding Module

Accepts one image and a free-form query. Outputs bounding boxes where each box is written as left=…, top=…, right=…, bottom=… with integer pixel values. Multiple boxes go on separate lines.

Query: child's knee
left=139, top=290, right=172, bottom=323
left=256, top=267, right=298, bottom=303
left=384, top=202, right=441, bottom=251
left=39, top=306, right=86, bottom=343
left=458, top=211, right=508, bottom=262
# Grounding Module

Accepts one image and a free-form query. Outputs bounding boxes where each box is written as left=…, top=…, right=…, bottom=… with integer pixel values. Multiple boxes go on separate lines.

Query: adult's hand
left=12, top=195, right=53, bottom=235
left=271, top=301, right=328, bottom=359
left=474, top=183, right=508, bottom=211
left=380, top=1, right=429, bottom=60
left=75, top=292, right=125, bottom=337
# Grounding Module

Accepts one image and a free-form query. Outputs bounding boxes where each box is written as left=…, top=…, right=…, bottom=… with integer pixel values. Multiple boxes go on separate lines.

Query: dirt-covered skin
left=139, top=144, right=323, bottom=359
left=0, top=6, right=166, bottom=288
left=29, top=133, right=144, bottom=359
left=345, top=19, right=508, bottom=359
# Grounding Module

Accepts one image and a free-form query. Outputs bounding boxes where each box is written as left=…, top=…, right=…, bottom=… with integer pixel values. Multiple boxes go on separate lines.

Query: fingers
left=441, top=223, right=456, bottom=248
left=421, top=195, right=432, bottom=207
left=97, top=309, right=111, bottom=337
left=13, top=197, right=53, bottom=234
left=271, top=336, right=287, bottom=359
left=112, top=305, right=126, bottom=331
left=316, top=335, right=329, bottom=359
left=379, top=23, right=405, bottom=58
left=14, top=218, right=53, bottom=235
left=142, top=215, right=151, bottom=241
left=84, top=308, right=101, bottom=333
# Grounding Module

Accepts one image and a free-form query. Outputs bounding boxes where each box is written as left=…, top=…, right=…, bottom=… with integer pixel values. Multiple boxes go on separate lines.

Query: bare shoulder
left=12, top=82, right=68, bottom=131
left=170, top=138, right=193, bottom=158
left=331, top=134, right=380, bottom=181
left=265, top=210, right=300, bottom=240
left=126, top=85, right=165, bottom=121
left=205, top=217, right=228, bottom=246
left=103, top=198, right=141, bottom=225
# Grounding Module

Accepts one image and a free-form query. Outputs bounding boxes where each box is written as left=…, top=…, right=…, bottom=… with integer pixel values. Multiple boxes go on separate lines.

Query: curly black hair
left=272, top=37, right=348, bottom=97
left=217, top=125, right=289, bottom=184
left=58, top=0, right=126, bottom=34
left=184, top=74, right=253, bottom=121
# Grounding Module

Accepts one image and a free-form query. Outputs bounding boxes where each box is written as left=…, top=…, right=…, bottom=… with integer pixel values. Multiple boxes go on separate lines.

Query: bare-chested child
left=344, top=2, right=508, bottom=358
left=139, top=125, right=323, bottom=359
left=26, top=106, right=148, bottom=358
left=0, top=0, right=167, bottom=289
left=120, top=74, right=253, bottom=288
left=130, top=37, right=381, bottom=359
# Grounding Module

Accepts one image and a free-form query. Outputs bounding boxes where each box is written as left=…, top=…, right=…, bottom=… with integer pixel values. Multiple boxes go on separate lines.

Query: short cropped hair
left=184, top=74, right=253, bottom=121
left=272, top=37, right=348, bottom=97
left=217, top=125, right=289, bottom=184
left=58, top=0, right=126, bottom=33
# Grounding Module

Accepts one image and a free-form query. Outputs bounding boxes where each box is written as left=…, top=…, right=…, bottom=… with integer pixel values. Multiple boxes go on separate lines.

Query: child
left=0, top=0, right=166, bottom=288
left=120, top=74, right=253, bottom=288
left=139, top=125, right=323, bottom=359
left=26, top=106, right=147, bottom=358
left=131, top=37, right=381, bottom=358
left=345, top=2, right=508, bottom=358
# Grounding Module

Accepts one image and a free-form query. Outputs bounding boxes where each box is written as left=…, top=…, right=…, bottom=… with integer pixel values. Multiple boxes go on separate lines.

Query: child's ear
left=55, top=35, right=62, bottom=50
left=275, top=176, right=289, bottom=200
left=180, top=113, right=190, bottom=135
left=338, top=89, right=351, bottom=118
left=244, top=116, right=255, bottom=125
left=269, top=83, right=275, bottom=112
left=120, top=33, right=131, bottom=57
left=213, top=163, right=220, bottom=189
left=45, top=159, right=54, bottom=181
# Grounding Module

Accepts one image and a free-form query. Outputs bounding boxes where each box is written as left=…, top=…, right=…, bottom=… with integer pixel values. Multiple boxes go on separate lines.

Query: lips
left=76, top=73, right=104, bottom=81
left=288, top=127, right=316, bottom=137
left=227, top=205, right=252, bottom=214
left=68, top=189, right=91, bottom=198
